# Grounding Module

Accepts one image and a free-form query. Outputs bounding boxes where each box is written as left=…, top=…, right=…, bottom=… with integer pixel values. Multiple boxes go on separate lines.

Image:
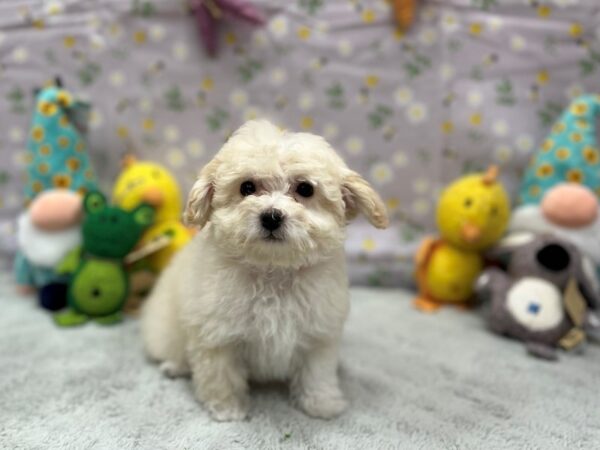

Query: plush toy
left=24, top=84, right=97, bottom=203
left=54, top=191, right=154, bottom=326
left=510, top=184, right=600, bottom=277
left=393, top=0, right=417, bottom=31
left=476, top=233, right=600, bottom=360
left=14, top=189, right=83, bottom=310
left=189, top=0, right=265, bottom=57
left=414, top=166, right=511, bottom=311
left=112, top=156, right=192, bottom=273
left=511, top=94, right=600, bottom=278
left=519, top=94, right=600, bottom=206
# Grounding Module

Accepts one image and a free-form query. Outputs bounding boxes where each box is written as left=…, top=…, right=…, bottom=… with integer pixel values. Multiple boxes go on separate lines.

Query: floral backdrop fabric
left=0, top=0, right=599, bottom=286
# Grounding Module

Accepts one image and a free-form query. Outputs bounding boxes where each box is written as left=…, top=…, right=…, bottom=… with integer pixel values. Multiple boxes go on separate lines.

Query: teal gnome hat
left=518, top=94, right=600, bottom=205
left=24, top=85, right=97, bottom=204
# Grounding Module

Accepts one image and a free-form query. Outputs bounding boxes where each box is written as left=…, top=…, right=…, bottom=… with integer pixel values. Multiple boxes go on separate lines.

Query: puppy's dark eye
left=296, top=182, right=314, bottom=198
left=240, top=180, right=256, bottom=196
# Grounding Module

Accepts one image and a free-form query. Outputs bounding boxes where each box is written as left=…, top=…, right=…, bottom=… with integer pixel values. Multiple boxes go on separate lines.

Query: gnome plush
left=15, top=83, right=97, bottom=310
left=512, top=94, right=600, bottom=280
left=24, top=85, right=97, bottom=203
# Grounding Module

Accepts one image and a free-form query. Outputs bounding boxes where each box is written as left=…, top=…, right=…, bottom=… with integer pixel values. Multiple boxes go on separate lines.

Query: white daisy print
left=252, top=30, right=268, bottom=48
left=467, top=90, right=483, bottom=107
left=394, top=86, right=413, bottom=106
left=150, top=25, right=166, bottom=42
left=406, top=102, right=428, bottom=124
left=186, top=139, right=205, bottom=157
left=139, top=98, right=153, bottom=113
left=494, top=144, right=513, bottom=163
left=510, top=35, right=526, bottom=51
left=323, top=123, right=339, bottom=139
left=172, top=41, right=189, bottom=61
left=12, top=47, right=29, bottom=63
left=412, top=199, right=431, bottom=216
left=413, top=178, right=430, bottom=194
left=345, top=137, right=364, bottom=155
left=163, top=125, right=180, bottom=143
left=109, top=71, right=125, bottom=87
left=89, top=109, right=104, bottom=129
left=229, top=89, right=248, bottom=109
left=298, top=92, right=315, bottom=111
left=486, top=16, right=504, bottom=32
left=418, top=28, right=438, bottom=46
left=565, top=83, right=583, bottom=99
left=167, top=148, right=185, bottom=168
left=441, top=12, right=459, bottom=33
left=492, top=120, right=509, bottom=137
left=440, top=64, right=455, bottom=81
left=337, top=39, right=353, bottom=57
left=516, top=135, right=534, bottom=152
left=268, top=16, right=288, bottom=38
left=270, top=68, right=287, bottom=86
left=244, top=106, right=262, bottom=121
left=370, top=162, right=393, bottom=185
left=9, top=127, right=24, bottom=143
left=393, top=150, right=409, bottom=168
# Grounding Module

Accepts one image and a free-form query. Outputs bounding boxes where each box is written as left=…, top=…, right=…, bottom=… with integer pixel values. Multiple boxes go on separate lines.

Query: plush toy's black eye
left=296, top=182, right=314, bottom=198
left=490, top=205, right=498, bottom=216
left=464, top=197, right=473, bottom=208
left=240, top=181, right=256, bottom=196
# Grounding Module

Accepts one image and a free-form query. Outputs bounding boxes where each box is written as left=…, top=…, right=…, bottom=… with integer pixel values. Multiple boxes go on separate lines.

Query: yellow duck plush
left=112, top=156, right=193, bottom=273
left=414, top=166, right=511, bottom=311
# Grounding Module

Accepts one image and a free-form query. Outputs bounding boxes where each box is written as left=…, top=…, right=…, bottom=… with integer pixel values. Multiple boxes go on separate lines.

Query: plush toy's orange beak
left=142, top=187, right=163, bottom=208
left=461, top=222, right=481, bottom=243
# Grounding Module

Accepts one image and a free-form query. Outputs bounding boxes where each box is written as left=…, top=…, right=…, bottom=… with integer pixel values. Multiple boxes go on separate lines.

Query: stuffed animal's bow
left=189, top=0, right=265, bottom=57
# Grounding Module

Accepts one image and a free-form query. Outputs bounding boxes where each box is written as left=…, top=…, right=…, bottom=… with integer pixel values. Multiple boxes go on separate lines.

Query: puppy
left=141, top=120, right=388, bottom=421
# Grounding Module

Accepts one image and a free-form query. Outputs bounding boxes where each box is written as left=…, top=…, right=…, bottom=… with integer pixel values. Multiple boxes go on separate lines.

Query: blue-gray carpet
left=1, top=272, right=599, bottom=449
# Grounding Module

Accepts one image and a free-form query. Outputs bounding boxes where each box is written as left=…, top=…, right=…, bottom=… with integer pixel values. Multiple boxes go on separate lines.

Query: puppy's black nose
left=260, top=209, right=284, bottom=231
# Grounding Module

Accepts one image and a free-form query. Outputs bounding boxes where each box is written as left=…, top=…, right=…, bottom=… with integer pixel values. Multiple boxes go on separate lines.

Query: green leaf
left=579, top=59, right=595, bottom=76
left=298, top=0, right=323, bottom=15
left=165, top=86, right=185, bottom=112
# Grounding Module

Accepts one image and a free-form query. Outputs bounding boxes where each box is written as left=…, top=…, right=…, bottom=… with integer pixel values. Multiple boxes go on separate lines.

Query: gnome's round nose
left=541, top=183, right=598, bottom=228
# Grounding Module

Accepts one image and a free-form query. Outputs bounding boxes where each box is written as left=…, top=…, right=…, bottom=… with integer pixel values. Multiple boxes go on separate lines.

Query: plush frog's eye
left=84, top=191, right=107, bottom=214
left=133, top=204, right=155, bottom=227
left=464, top=197, right=473, bottom=208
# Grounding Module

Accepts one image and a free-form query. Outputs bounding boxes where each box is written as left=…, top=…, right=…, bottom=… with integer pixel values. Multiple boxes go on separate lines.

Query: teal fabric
left=24, top=87, right=97, bottom=203
left=13, top=251, right=67, bottom=288
left=519, top=94, right=600, bottom=205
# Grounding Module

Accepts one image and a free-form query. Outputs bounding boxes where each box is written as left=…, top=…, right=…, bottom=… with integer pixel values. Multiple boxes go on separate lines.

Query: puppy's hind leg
left=140, top=291, right=190, bottom=378
left=189, top=344, right=250, bottom=421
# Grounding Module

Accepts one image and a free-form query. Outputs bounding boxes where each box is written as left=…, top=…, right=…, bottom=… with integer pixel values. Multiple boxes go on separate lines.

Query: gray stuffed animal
left=476, top=232, right=600, bottom=360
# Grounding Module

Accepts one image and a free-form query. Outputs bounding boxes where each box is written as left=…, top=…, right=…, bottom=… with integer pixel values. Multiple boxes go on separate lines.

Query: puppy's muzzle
left=260, top=208, right=284, bottom=232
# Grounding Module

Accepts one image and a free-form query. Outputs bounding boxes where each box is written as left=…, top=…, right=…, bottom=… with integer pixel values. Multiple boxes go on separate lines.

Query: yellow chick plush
left=112, top=156, right=192, bottom=273
left=414, top=166, right=510, bottom=311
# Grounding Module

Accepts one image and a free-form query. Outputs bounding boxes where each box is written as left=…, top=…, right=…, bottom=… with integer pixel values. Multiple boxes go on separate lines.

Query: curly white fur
left=141, top=120, right=388, bottom=421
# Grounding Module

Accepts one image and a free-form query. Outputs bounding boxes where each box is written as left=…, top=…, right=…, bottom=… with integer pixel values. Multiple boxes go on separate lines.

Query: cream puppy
left=141, top=120, right=388, bottom=421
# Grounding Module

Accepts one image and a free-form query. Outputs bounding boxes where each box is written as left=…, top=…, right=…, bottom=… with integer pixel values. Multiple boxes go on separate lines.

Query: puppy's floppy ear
left=184, top=158, right=219, bottom=228
left=342, top=170, right=389, bottom=229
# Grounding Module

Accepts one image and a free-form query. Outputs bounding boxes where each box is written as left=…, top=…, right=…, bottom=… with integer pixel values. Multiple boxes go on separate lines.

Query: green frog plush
left=54, top=191, right=154, bottom=326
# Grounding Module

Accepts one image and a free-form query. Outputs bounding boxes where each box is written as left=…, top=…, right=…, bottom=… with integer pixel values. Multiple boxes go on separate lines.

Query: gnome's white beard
left=17, top=212, right=82, bottom=268
left=510, top=204, right=600, bottom=266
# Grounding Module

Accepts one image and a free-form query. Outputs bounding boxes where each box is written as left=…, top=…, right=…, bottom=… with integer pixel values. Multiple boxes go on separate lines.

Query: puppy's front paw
left=159, top=360, right=190, bottom=378
left=206, top=397, right=249, bottom=422
left=295, top=391, right=348, bottom=419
